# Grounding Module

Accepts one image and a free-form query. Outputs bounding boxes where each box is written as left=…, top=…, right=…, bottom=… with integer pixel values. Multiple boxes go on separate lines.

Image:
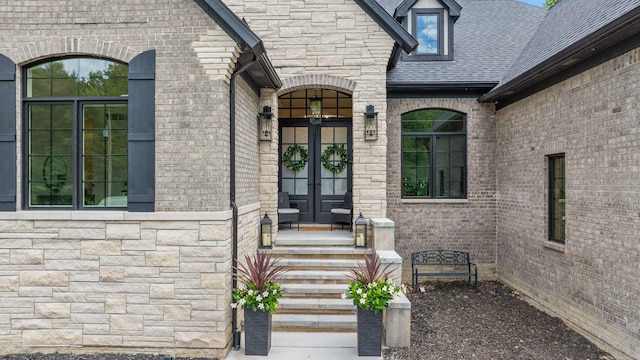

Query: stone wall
left=234, top=0, right=397, bottom=219
left=387, top=98, right=498, bottom=282
left=495, top=47, right=640, bottom=359
left=0, top=210, right=249, bottom=358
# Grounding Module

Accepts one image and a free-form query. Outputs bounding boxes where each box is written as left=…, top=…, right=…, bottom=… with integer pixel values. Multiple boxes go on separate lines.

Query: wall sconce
left=364, top=105, right=378, bottom=141
left=258, top=106, right=272, bottom=141
left=309, top=97, right=322, bottom=125
left=260, top=212, right=272, bottom=248
left=354, top=212, right=367, bottom=248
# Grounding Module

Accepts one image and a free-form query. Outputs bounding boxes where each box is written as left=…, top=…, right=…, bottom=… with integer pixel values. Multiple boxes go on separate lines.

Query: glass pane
left=295, top=127, right=308, bottom=143
left=401, top=109, right=464, bottom=133
left=435, top=136, right=465, bottom=198
left=402, top=137, right=431, bottom=197
left=26, top=57, right=128, bottom=98
left=281, top=127, right=294, bottom=143
left=295, top=179, right=308, bottom=195
left=551, top=157, right=565, bottom=242
left=321, top=179, right=334, bottom=195
left=416, top=14, right=439, bottom=54
left=282, top=179, right=294, bottom=194
left=335, top=178, right=347, bottom=194
left=334, top=127, right=347, bottom=143
left=28, top=104, right=73, bottom=207
left=321, top=128, right=334, bottom=144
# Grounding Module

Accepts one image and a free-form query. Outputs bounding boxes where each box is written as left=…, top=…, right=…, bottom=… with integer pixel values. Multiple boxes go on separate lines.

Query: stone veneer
left=495, top=47, right=640, bottom=359
left=386, top=98, right=498, bottom=282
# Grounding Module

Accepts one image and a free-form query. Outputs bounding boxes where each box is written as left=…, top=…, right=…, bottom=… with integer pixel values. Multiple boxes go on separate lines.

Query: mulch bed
left=384, top=281, right=613, bottom=360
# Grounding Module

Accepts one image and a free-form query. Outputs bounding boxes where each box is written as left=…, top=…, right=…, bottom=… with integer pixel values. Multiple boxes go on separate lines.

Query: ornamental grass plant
left=231, top=250, right=286, bottom=314
left=343, top=252, right=401, bottom=314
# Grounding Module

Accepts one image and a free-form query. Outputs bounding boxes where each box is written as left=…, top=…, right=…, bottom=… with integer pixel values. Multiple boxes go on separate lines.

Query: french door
left=280, top=119, right=352, bottom=223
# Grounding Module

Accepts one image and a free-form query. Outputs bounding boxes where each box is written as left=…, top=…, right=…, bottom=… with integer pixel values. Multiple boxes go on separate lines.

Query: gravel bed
left=384, top=281, right=613, bottom=360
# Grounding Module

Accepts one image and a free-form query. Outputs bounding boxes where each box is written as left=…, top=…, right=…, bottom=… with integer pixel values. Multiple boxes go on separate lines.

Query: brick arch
left=278, top=74, right=357, bottom=96
left=10, top=38, right=137, bottom=66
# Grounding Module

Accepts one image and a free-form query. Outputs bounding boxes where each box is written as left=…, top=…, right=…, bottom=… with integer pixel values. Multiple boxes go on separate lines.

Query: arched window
left=24, top=57, right=128, bottom=208
left=401, top=109, right=466, bottom=198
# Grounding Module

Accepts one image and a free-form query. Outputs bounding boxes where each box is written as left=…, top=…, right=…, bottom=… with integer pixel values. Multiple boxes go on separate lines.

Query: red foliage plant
left=348, top=252, right=395, bottom=284
left=235, top=250, right=286, bottom=291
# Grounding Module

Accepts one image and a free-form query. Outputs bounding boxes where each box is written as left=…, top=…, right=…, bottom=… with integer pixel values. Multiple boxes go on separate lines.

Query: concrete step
left=275, top=230, right=354, bottom=247
left=272, top=313, right=356, bottom=332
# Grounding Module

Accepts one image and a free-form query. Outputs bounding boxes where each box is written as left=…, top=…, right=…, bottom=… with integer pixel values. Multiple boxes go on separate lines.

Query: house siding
left=387, top=98, right=498, bottom=281
left=495, top=47, right=640, bottom=360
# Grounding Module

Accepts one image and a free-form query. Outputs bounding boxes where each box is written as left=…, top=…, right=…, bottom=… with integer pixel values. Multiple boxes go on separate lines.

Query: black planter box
left=357, top=308, right=383, bottom=356
left=244, top=308, right=272, bottom=356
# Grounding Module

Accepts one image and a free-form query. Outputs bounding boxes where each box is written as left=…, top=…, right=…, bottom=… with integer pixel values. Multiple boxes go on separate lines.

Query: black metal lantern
left=355, top=212, right=367, bottom=248
left=258, top=106, right=273, bottom=141
left=364, top=105, right=378, bottom=141
left=309, top=97, right=322, bottom=124
left=260, top=212, right=273, bottom=248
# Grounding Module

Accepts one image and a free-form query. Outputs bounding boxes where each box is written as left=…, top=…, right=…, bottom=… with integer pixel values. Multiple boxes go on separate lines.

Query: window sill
left=543, top=241, right=565, bottom=253
left=401, top=198, right=468, bottom=204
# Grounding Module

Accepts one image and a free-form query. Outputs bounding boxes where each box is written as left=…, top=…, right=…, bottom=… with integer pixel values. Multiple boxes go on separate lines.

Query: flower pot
left=357, top=308, right=383, bottom=356
left=244, top=308, right=272, bottom=356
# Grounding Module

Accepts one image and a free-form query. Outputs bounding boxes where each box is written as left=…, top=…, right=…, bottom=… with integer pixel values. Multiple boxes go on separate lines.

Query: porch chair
left=278, top=192, right=299, bottom=230
left=331, top=192, right=352, bottom=231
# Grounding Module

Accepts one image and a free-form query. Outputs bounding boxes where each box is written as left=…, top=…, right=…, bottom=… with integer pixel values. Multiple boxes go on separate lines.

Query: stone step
left=278, top=258, right=360, bottom=270
left=278, top=298, right=356, bottom=312
left=282, top=283, right=348, bottom=295
left=268, top=246, right=370, bottom=258
left=272, top=313, right=356, bottom=332
left=275, top=230, right=354, bottom=247
left=280, top=270, right=352, bottom=283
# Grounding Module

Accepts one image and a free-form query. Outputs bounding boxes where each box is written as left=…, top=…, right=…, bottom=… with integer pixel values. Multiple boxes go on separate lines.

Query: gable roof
left=194, top=0, right=281, bottom=88
left=395, top=0, right=462, bottom=19
left=354, top=0, right=419, bottom=54
left=481, top=0, right=640, bottom=103
left=385, top=0, right=546, bottom=94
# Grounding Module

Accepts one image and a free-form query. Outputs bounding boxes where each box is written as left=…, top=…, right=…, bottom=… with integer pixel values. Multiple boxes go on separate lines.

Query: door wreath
left=321, top=144, right=350, bottom=174
left=282, top=144, right=309, bottom=172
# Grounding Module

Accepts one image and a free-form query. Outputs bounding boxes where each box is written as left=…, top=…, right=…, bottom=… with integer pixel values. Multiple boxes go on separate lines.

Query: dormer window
left=396, top=0, right=461, bottom=61
left=414, top=9, right=444, bottom=55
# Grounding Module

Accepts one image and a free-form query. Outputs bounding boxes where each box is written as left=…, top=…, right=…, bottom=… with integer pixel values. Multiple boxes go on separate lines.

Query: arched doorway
left=278, top=89, right=352, bottom=223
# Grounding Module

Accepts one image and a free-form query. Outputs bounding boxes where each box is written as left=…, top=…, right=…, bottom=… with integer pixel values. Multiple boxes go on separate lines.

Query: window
left=24, top=57, right=128, bottom=208
left=414, top=10, right=443, bottom=56
left=549, top=155, right=565, bottom=243
left=401, top=109, right=466, bottom=198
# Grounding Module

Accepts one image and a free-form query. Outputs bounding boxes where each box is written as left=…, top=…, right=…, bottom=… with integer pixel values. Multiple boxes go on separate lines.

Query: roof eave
left=353, top=0, right=418, bottom=54
left=480, top=6, right=640, bottom=103
left=194, top=0, right=281, bottom=89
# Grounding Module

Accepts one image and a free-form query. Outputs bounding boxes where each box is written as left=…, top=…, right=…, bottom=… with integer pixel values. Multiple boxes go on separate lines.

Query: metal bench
left=411, top=250, right=478, bottom=293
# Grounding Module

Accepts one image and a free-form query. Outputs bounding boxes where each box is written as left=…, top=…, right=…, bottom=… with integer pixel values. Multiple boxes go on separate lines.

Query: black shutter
left=0, top=54, right=16, bottom=211
left=127, top=50, right=155, bottom=212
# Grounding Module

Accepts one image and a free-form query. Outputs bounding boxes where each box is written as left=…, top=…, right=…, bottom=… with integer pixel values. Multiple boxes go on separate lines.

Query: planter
left=357, top=308, right=383, bottom=356
left=244, top=308, right=272, bottom=356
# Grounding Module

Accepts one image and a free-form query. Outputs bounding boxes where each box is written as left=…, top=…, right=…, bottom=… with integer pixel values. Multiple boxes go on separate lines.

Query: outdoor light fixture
left=364, top=105, right=378, bottom=141
left=258, top=106, right=273, bottom=141
left=355, top=212, right=367, bottom=248
left=309, top=96, right=322, bottom=124
left=260, top=212, right=273, bottom=248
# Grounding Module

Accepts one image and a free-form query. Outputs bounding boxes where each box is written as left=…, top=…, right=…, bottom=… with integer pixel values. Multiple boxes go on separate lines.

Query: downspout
left=230, top=57, right=258, bottom=351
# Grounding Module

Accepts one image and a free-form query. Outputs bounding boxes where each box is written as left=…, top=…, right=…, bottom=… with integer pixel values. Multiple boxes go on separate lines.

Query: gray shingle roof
left=488, top=0, right=640, bottom=96
left=385, top=0, right=546, bottom=86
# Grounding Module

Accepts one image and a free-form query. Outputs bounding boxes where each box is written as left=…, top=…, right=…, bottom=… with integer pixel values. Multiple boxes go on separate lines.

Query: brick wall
left=0, top=0, right=242, bottom=212
left=495, top=47, right=640, bottom=359
left=387, top=98, right=498, bottom=281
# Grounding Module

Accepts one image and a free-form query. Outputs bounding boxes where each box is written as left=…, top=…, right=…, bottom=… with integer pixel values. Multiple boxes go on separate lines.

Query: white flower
left=256, top=294, right=263, bottom=301
left=362, top=293, right=367, bottom=298
left=367, top=283, right=373, bottom=289
left=356, top=288, right=363, bottom=295
left=360, top=298, right=365, bottom=304
left=247, top=289, right=254, bottom=296
left=239, top=298, right=246, bottom=306
left=258, top=303, right=265, bottom=310
left=238, top=283, right=246, bottom=290
left=262, top=291, right=269, bottom=298
left=382, top=286, right=388, bottom=293
left=230, top=303, right=237, bottom=309
left=341, top=293, right=347, bottom=299
left=272, top=288, right=278, bottom=295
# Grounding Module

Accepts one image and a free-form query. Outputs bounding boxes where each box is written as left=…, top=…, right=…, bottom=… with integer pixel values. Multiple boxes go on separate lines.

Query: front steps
left=263, top=230, right=370, bottom=332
